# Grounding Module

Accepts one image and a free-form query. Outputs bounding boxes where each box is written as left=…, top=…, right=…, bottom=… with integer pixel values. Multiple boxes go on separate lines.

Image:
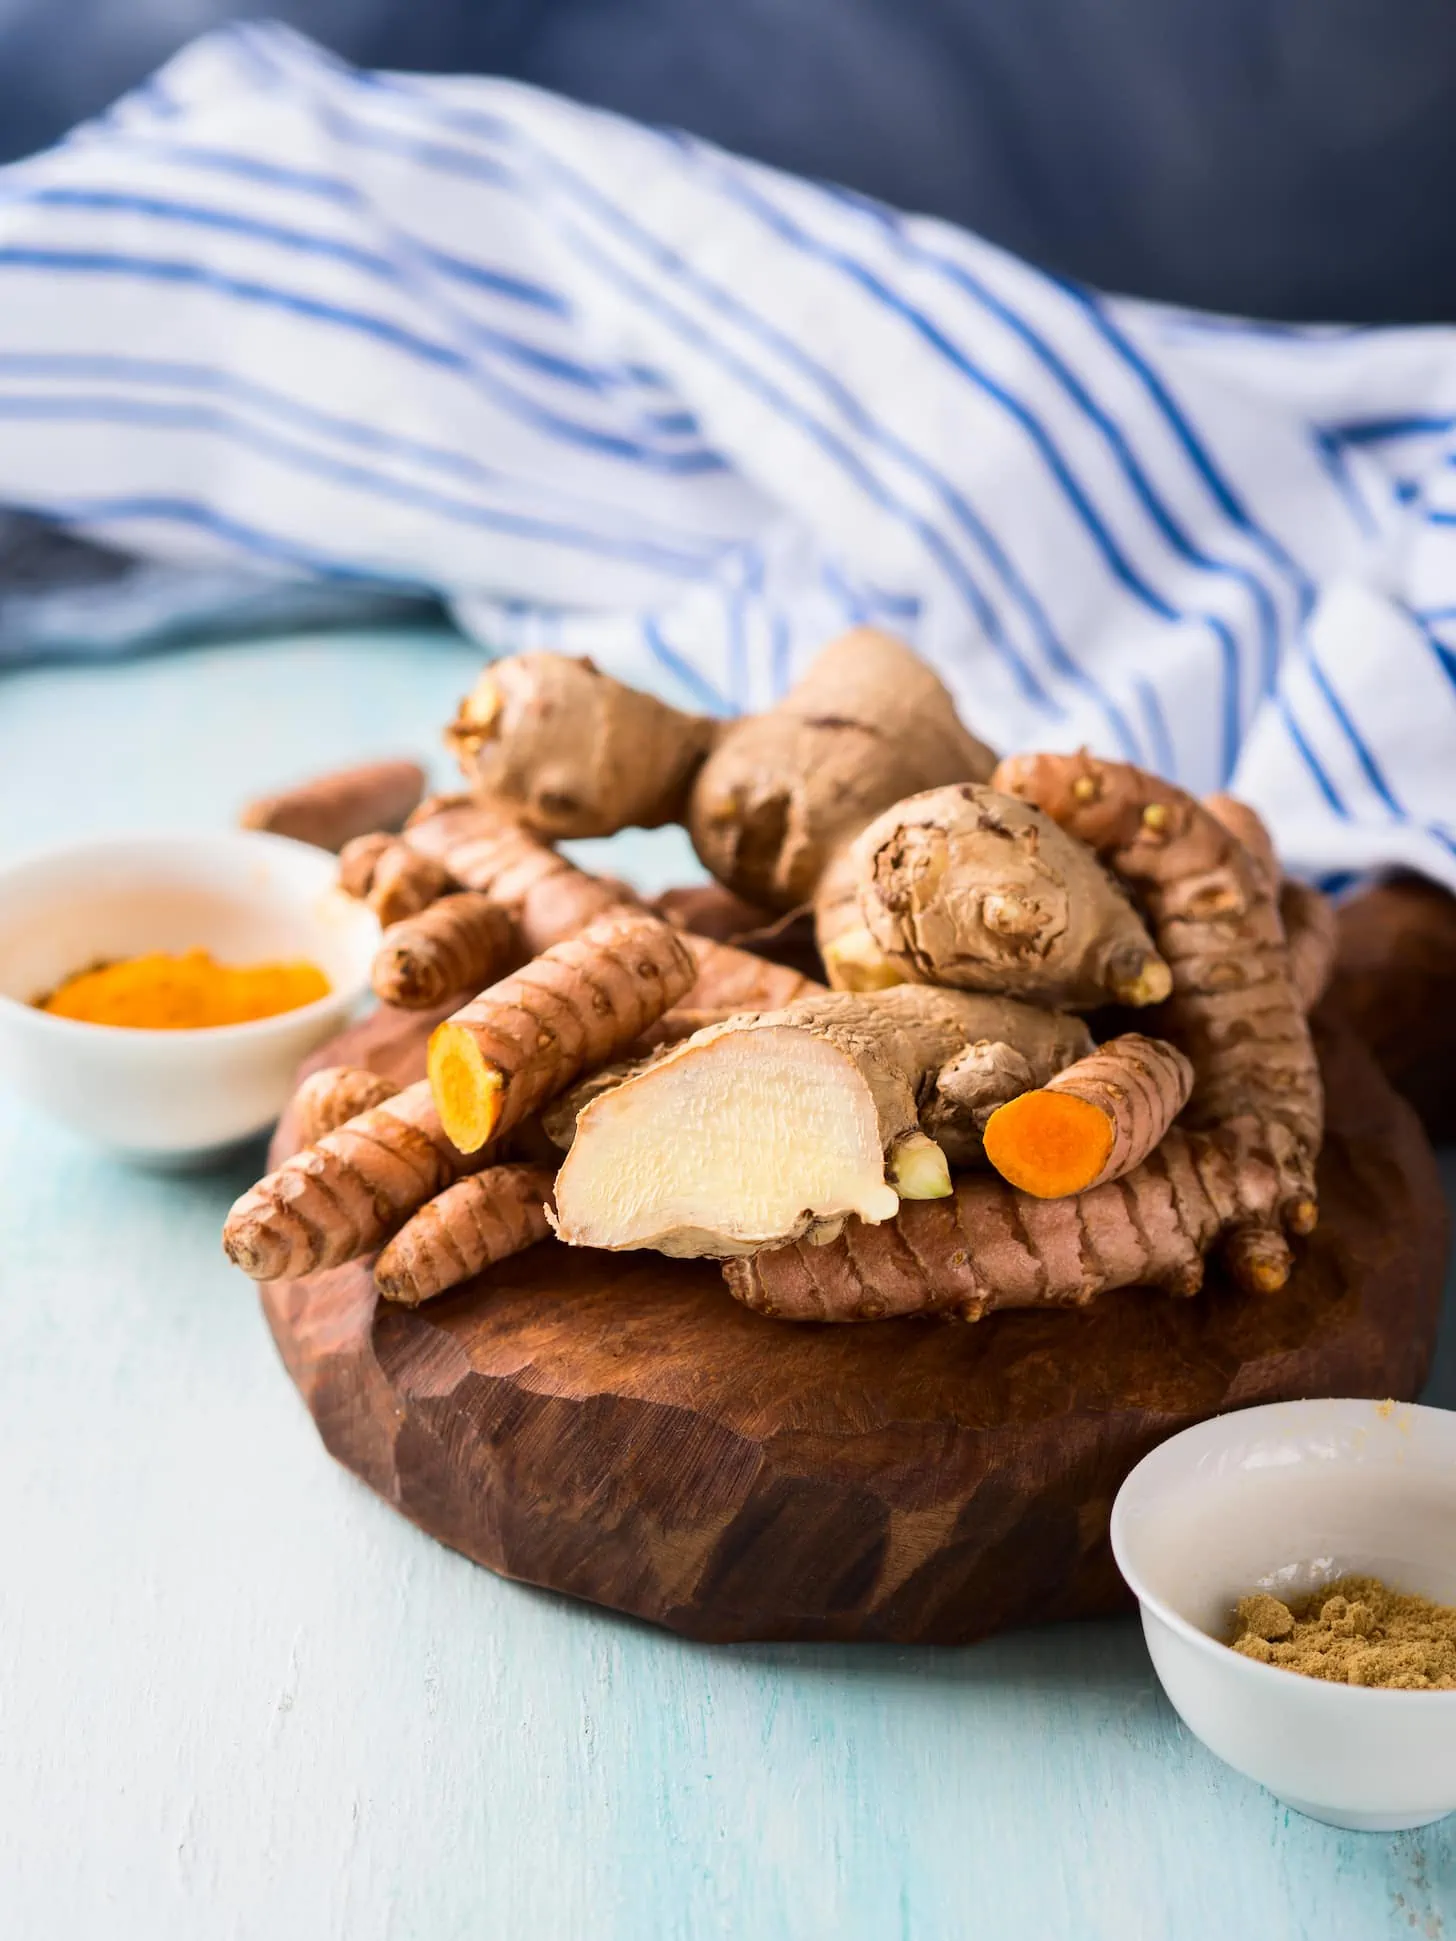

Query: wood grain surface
left=263, top=1001, right=1449, bottom=1645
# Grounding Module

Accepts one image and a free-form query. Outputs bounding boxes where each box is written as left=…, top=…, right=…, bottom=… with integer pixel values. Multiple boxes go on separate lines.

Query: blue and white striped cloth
left=0, top=22, right=1452, bottom=892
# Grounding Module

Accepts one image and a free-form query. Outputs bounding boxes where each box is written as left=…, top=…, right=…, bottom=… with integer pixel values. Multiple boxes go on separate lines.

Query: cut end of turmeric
left=982, top=1089, right=1115, bottom=1198
left=427, top=1020, right=506, bottom=1153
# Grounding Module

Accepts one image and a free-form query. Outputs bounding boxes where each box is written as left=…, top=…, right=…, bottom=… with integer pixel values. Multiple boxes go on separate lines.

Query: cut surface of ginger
left=552, top=1026, right=901, bottom=1257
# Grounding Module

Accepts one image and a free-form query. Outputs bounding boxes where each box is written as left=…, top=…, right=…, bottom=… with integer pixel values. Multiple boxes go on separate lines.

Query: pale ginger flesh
left=551, top=986, right=1064, bottom=1259
left=852, top=783, right=1171, bottom=1009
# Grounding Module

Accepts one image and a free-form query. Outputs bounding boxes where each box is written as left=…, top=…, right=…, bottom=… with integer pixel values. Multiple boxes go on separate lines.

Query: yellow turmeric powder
left=40, top=949, right=329, bottom=1030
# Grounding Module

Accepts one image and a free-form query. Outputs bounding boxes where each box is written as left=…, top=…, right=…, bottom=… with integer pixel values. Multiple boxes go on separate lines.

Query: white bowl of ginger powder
left=1111, top=1397, right=1456, bottom=1833
left=0, top=831, right=378, bottom=1163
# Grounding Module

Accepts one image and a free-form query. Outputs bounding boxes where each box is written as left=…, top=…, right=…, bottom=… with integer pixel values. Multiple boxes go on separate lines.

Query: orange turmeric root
left=223, top=1079, right=489, bottom=1281
left=374, top=1163, right=556, bottom=1305
left=404, top=796, right=822, bottom=1010
left=724, top=1124, right=1274, bottom=1321
left=981, top=1032, right=1193, bottom=1197
left=240, top=759, right=425, bottom=852
left=993, top=752, right=1322, bottom=1293
left=339, top=833, right=456, bottom=926
left=1204, top=795, right=1336, bottom=1012
left=427, top=911, right=696, bottom=1153
left=371, top=892, right=519, bottom=1009
left=291, top=1065, right=401, bottom=1146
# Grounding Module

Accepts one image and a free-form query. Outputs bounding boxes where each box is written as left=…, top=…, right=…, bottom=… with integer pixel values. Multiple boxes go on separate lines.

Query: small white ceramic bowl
left=0, top=831, right=379, bottom=1164
left=1111, top=1398, right=1456, bottom=1832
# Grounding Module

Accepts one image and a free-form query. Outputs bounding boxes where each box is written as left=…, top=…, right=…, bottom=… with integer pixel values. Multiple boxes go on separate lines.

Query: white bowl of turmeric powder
left=0, top=831, right=379, bottom=1163
left=1112, top=1398, right=1456, bottom=1833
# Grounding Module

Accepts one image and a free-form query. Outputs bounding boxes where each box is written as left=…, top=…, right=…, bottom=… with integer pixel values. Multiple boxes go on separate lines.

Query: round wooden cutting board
left=260, top=1004, right=1449, bottom=1646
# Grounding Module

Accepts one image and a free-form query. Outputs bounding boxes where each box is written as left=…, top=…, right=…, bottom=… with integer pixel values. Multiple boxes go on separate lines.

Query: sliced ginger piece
left=552, top=986, right=1031, bottom=1259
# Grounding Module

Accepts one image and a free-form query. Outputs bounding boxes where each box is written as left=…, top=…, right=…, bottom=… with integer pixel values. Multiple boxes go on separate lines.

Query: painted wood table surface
left=1, top=628, right=1453, bottom=1941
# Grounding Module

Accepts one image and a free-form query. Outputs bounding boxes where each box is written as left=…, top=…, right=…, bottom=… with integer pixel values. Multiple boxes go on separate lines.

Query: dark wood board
left=261, top=995, right=1450, bottom=1646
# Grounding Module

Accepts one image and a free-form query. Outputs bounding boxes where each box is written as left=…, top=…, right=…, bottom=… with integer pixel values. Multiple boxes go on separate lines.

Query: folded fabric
left=0, top=509, right=439, bottom=664
left=0, top=21, right=1451, bottom=891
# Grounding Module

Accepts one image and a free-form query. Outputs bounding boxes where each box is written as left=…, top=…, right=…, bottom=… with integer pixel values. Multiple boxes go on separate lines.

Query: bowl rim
left=0, top=826, right=377, bottom=1046
left=1110, top=1397, right=1456, bottom=1708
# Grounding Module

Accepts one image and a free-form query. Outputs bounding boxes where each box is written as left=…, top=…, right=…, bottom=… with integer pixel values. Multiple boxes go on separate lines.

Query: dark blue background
left=1, top=3, right=1454, bottom=323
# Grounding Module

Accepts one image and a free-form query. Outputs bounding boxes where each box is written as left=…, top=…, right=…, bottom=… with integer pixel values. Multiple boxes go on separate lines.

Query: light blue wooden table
left=2, top=629, right=1453, bottom=1941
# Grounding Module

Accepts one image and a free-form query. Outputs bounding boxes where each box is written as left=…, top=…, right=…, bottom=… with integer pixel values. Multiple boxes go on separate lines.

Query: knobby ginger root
left=853, top=783, right=1171, bottom=1009
left=551, top=985, right=1079, bottom=1259
left=447, top=653, right=720, bottom=837
left=724, top=1125, right=1264, bottom=1321
left=687, top=629, right=997, bottom=915
left=918, top=1005, right=1095, bottom=1166
left=291, top=1065, right=401, bottom=1146
left=427, top=912, right=697, bottom=1154
left=374, top=1163, right=556, bottom=1306
left=371, top=892, right=519, bottom=1009
left=223, top=1079, right=489, bottom=1281
left=339, top=832, right=455, bottom=926
left=994, top=752, right=1323, bottom=1292
left=240, top=759, right=425, bottom=852
left=982, top=1032, right=1193, bottom=1197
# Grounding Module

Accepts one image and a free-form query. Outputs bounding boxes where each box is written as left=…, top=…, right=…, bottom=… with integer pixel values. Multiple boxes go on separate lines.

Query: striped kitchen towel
left=0, top=21, right=1451, bottom=892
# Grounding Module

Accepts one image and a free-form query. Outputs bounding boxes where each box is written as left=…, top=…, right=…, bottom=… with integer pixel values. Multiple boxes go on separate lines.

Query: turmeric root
left=982, top=1033, right=1193, bottom=1197
left=374, top=1163, right=556, bottom=1306
left=653, top=883, right=775, bottom=942
left=1205, top=796, right=1336, bottom=1011
left=371, top=892, right=519, bottom=1009
left=724, top=1125, right=1260, bottom=1321
left=404, top=796, right=821, bottom=1011
left=339, top=833, right=455, bottom=926
left=427, top=912, right=697, bottom=1154
left=291, top=1065, right=401, bottom=1146
left=403, top=796, right=627, bottom=951
left=853, top=783, right=1172, bottom=1009
left=994, top=752, right=1322, bottom=1291
left=240, top=759, right=425, bottom=852
left=1279, top=879, right=1338, bottom=1013
left=447, top=653, right=720, bottom=837
left=223, top=1079, right=488, bottom=1281
left=552, top=985, right=1080, bottom=1259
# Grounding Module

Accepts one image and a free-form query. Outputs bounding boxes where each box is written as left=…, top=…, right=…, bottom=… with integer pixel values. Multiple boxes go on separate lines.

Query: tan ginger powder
left=1229, top=1575, right=1456, bottom=1690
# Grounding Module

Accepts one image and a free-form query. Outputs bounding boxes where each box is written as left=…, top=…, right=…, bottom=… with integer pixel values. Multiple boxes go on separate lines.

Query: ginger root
left=240, top=759, right=425, bottom=852
left=447, top=652, right=719, bottom=837
left=291, top=1065, right=401, bottom=1146
left=551, top=985, right=1083, bottom=1259
left=852, top=783, right=1172, bottom=1010
left=994, top=752, right=1322, bottom=1292
left=981, top=1032, right=1193, bottom=1197
left=427, top=911, right=697, bottom=1154
left=371, top=892, right=519, bottom=1010
left=374, top=1163, right=555, bottom=1306
left=339, top=832, right=455, bottom=926
left=724, top=1125, right=1260, bottom=1321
